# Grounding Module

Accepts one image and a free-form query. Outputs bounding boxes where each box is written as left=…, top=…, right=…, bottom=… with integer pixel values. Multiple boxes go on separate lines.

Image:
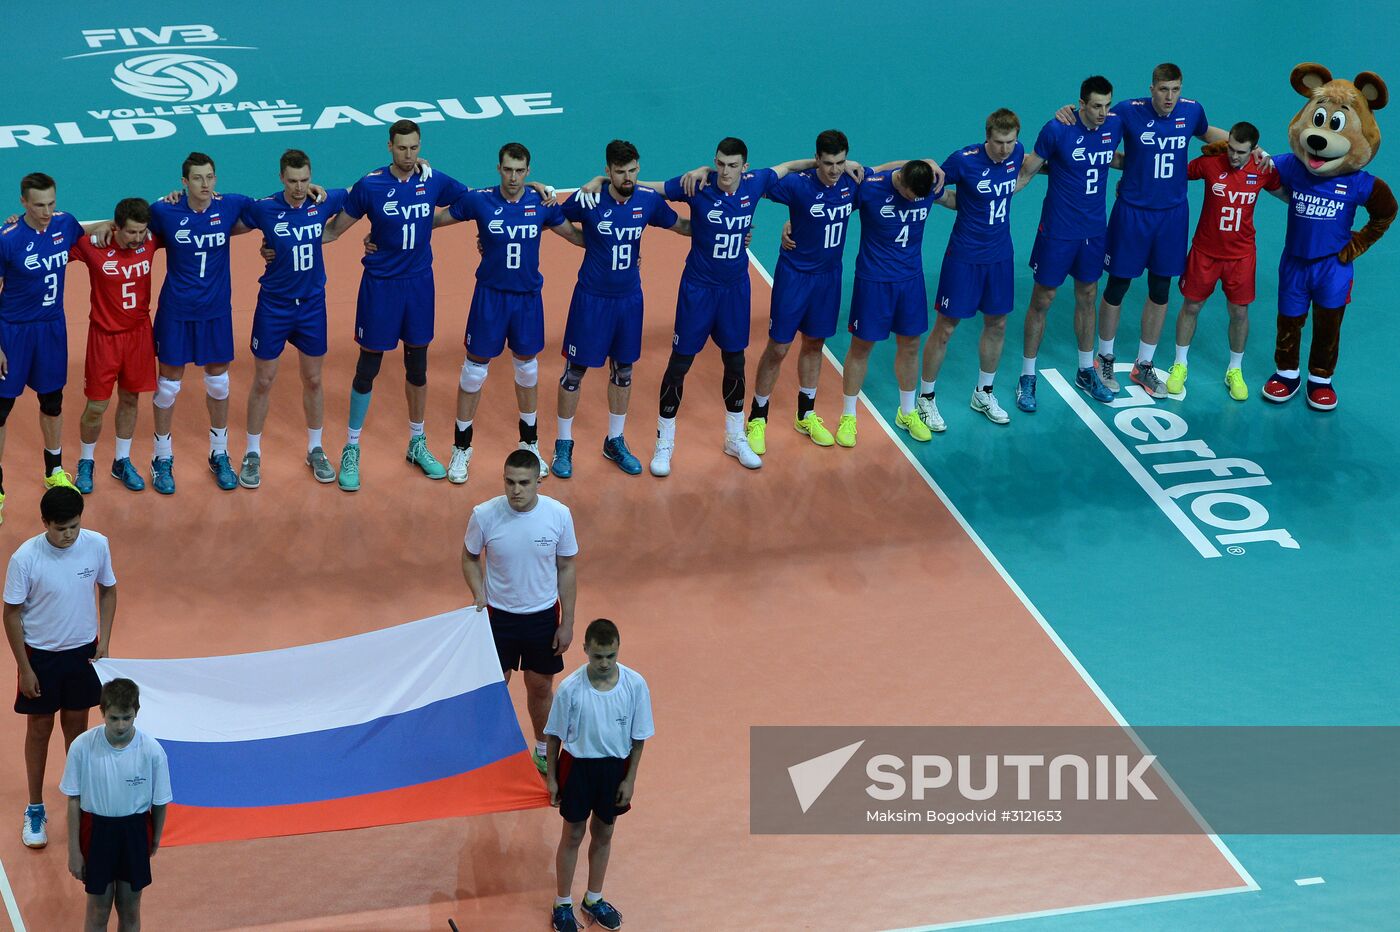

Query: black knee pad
left=721, top=350, right=745, bottom=379
left=0, top=396, right=14, bottom=427
left=403, top=345, right=428, bottom=387
left=608, top=360, right=633, bottom=388
left=352, top=350, right=384, bottom=394
left=559, top=363, right=588, bottom=393
left=663, top=352, right=696, bottom=383
left=37, top=390, right=63, bottom=417
left=1102, top=276, right=1131, bottom=306
left=1147, top=273, right=1172, bottom=306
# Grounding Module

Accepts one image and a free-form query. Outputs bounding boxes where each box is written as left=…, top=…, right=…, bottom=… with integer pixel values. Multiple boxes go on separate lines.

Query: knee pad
left=721, top=350, right=745, bottom=379
left=0, top=396, right=15, bottom=426
left=352, top=350, right=383, bottom=394
left=203, top=371, right=230, bottom=401
left=559, top=363, right=587, bottom=393
left=512, top=356, right=538, bottom=388
left=608, top=360, right=633, bottom=388
left=153, top=376, right=182, bottom=409
left=1147, top=273, right=1172, bottom=306
left=1102, top=276, right=1131, bottom=306
left=403, top=344, right=428, bottom=388
left=662, top=352, right=696, bottom=383
left=459, top=358, right=489, bottom=393
left=36, top=390, right=63, bottom=417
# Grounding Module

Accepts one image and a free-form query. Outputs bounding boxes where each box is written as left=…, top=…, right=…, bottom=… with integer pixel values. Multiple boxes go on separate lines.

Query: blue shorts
left=465, top=285, right=545, bottom=359
left=0, top=319, right=66, bottom=398
left=153, top=312, right=234, bottom=367
left=251, top=292, right=327, bottom=360
left=935, top=254, right=1014, bottom=319
left=673, top=275, right=751, bottom=355
left=562, top=288, right=643, bottom=368
left=1030, top=232, right=1106, bottom=287
left=1105, top=200, right=1189, bottom=279
left=355, top=272, right=435, bottom=351
left=848, top=276, right=928, bottom=342
left=769, top=263, right=842, bottom=343
left=1277, top=254, right=1354, bottom=318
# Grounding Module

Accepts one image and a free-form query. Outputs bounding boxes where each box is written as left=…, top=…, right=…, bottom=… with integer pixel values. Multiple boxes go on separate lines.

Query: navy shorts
left=769, top=263, right=841, bottom=343
left=486, top=603, right=563, bottom=676
left=557, top=751, right=631, bottom=825
left=562, top=288, right=643, bottom=368
left=251, top=292, right=327, bottom=359
left=355, top=271, right=435, bottom=351
left=79, top=811, right=154, bottom=895
left=465, top=285, right=545, bottom=359
left=153, top=313, right=234, bottom=367
left=1105, top=200, right=1189, bottom=279
left=1030, top=232, right=1106, bottom=288
left=1278, top=254, right=1354, bottom=317
left=935, top=254, right=1015, bottom=319
left=848, top=276, right=927, bottom=342
left=14, top=641, right=100, bottom=715
left=673, top=275, right=751, bottom=355
left=0, top=319, right=67, bottom=398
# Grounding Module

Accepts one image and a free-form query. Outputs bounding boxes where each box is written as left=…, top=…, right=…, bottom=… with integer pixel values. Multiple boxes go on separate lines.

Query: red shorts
left=1179, top=248, right=1256, bottom=306
left=85, top=322, right=157, bottom=401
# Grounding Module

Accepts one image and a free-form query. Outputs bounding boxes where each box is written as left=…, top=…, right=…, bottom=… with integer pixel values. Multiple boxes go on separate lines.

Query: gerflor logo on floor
left=1, top=23, right=564, bottom=148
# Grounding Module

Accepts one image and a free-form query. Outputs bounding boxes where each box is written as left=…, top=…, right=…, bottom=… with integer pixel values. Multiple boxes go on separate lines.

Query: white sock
left=209, top=427, right=228, bottom=455
left=1077, top=350, right=1094, bottom=369
left=534, top=739, right=547, bottom=756
left=798, top=385, right=817, bottom=399
left=307, top=427, right=322, bottom=452
left=1021, top=356, right=1036, bottom=376
left=1277, top=368, right=1300, bottom=379
left=456, top=419, right=472, bottom=432
left=409, top=420, right=425, bottom=438
left=898, top=389, right=915, bottom=414
left=114, top=437, right=132, bottom=461
left=753, top=393, right=770, bottom=409
left=520, top=410, right=537, bottom=427
left=1228, top=351, right=1244, bottom=370
left=607, top=413, right=625, bottom=439
left=657, top=416, right=676, bottom=440
left=585, top=890, right=604, bottom=905
left=725, top=410, right=743, bottom=436
left=1097, top=338, right=1115, bottom=359
left=977, top=370, right=995, bottom=391
left=346, top=426, right=362, bottom=446
left=80, top=441, right=96, bottom=461
left=919, top=379, right=936, bottom=397
left=842, top=394, right=858, bottom=416
left=1175, top=344, right=1190, bottom=366
left=246, top=433, right=261, bottom=455
left=1137, top=342, right=1156, bottom=365
left=154, top=433, right=172, bottom=458
left=555, top=896, right=573, bottom=908
left=557, top=417, right=573, bottom=441
left=1307, top=374, right=1331, bottom=385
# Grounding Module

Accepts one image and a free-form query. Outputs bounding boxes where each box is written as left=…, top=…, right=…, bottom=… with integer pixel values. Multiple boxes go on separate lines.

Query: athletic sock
left=209, top=427, right=228, bottom=456
left=607, top=412, right=625, bottom=439
left=1175, top=344, right=1190, bottom=366
left=656, top=416, right=676, bottom=441
left=585, top=891, right=604, bottom=906
left=898, top=389, right=915, bottom=414
left=1277, top=368, right=1300, bottom=379
left=408, top=420, right=425, bottom=439
left=43, top=449, right=63, bottom=475
left=842, top=394, right=858, bottom=416
left=534, top=739, right=547, bottom=756
left=346, top=426, right=363, bottom=446
left=1021, top=356, right=1036, bottom=377
left=80, top=441, right=97, bottom=461
left=919, top=379, right=936, bottom=398
left=1137, top=341, right=1156, bottom=366
left=724, top=410, right=743, bottom=437
left=153, top=433, right=173, bottom=459
left=246, top=433, right=261, bottom=456
left=1077, top=350, right=1094, bottom=369
left=455, top=419, right=473, bottom=450
left=1308, top=374, right=1331, bottom=385
left=519, top=418, right=538, bottom=444
left=555, top=896, right=573, bottom=908
left=114, top=437, right=132, bottom=461
left=749, top=394, right=769, bottom=421
left=307, top=427, right=322, bottom=453
left=977, top=370, right=995, bottom=392
left=1228, top=351, right=1244, bottom=370
left=520, top=410, right=537, bottom=427
left=557, top=417, right=573, bottom=442
left=1097, top=338, right=1114, bottom=359
left=796, top=387, right=816, bottom=420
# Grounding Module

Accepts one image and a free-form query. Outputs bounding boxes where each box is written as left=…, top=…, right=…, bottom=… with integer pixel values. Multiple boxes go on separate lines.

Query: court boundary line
left=744, top=251, right=1259, bottom=930
left=0, top=854, right=26, bottom=932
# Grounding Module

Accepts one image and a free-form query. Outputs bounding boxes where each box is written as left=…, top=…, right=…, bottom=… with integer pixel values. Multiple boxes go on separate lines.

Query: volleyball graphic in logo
left=111, top=53, right=237, bottom=102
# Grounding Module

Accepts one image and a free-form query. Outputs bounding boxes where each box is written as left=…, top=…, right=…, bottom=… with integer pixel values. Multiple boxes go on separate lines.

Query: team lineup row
left=0, top=62, right=1388, bottom=520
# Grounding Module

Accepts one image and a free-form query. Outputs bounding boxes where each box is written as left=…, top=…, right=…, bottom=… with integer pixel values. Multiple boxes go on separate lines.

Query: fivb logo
left=79, top=25, right=247, bottom=103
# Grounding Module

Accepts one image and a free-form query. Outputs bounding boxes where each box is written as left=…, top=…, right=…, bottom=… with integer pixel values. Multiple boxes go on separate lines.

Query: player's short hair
left=716, top=136, right=748, bottom=163
left=815, top=129, right=849, bottom=158
left=585, top=618, right=620, bottom=648
left=1080, top=75, right=1113, bottom=101
left=985, top=108, right=1020, bottom=137
left=19, top=173, right=55, bottom=198
left=1229, top=121, right=1260, bottom=148
left=388, top=119, right=420, bottom=142
left=498, top=142, right=531, bottom=166
left=100, top=678, right=140, bottom=713
left=900, top=160, right=934, bottom=198
left=504, top=449, right=540, bottom=473
left=40, top=486, right=83, bottom=524
left=605, top=139, right=640, bottom=167
left=182, top=151, right=215, bottom=178
left=280, top=149, right=311, bottom=173
left=1152, top=62, right=1182, bottom=85
left=114, top=197, right=150, bottom=228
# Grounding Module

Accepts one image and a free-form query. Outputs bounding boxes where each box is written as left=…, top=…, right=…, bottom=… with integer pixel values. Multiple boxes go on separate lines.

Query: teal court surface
left=1, top=3, right=1398, bottom=929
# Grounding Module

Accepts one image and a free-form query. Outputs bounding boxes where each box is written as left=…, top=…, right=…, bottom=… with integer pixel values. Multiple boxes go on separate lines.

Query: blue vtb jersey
left=448, top=187, right=567, bottom=293
left=852, top=169, right=942, bottom=281
left=240, top=189, right=348, bottom=301
left=0, top=213, right=84, bottom=324
left=149, top=193, right=253, bottom=320
left=1034, top=113, right=1123, bottom=239
left=560, top=186, right=678, bottom=296
left=342, top=166, right=467, bottom=279
left=767, top=170, right=858, bottom=274
left=665, top=168, right=778, bottom=287
left=1115, top=97, right=1210, bottom=209
left=941, top=142, right=1025, bottom=263
left=1274, top=154, right=1376, bottom=259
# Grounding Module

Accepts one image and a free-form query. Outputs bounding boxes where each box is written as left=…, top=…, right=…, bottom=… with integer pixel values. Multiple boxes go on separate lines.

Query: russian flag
left=94, top=609, right=548, bottom=846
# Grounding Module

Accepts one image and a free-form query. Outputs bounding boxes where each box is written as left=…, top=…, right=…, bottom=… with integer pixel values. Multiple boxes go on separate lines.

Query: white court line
left=745, top=252, right=1258, bottom=930
left=0, top=853, right=27, bottom=932
left=1295, top=877, right=1326, bottom=887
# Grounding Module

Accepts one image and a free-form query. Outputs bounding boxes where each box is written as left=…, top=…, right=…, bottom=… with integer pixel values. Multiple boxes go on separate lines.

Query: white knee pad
left=512, top=356, right=539, bottom=388
left=459, top=358, right=489, bottom=393
left=203, top=371, right=230, bottom=401
left=153, top=377, right=182, bottom=409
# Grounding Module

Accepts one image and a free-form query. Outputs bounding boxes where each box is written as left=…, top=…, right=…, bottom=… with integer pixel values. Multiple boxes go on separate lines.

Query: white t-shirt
left=545, top=662, right=654, bottom=760
left=59, top=726, right=172, bottom=817
left=3, top=530, right=116, bottom=651
left=464, top=494, right=578, bottom=614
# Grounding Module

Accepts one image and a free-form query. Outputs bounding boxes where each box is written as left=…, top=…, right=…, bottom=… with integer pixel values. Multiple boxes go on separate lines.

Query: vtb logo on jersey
left=706, top=209, right=724, bottom=224
left=383, top=200, right=431, bottom=219
left=879, top=204, right=897, bottom=218
left=1212, top=182, right=1228, bottom=196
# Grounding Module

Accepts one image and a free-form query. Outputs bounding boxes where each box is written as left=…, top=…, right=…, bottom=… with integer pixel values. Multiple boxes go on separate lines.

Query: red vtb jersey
left=69, top=235, right=161, bottom=332
left=1186, top=154, right=1281, bottom=260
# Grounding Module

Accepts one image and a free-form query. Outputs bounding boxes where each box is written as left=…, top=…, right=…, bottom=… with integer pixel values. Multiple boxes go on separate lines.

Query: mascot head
left=1289, top=62, right=1386, bottom=176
